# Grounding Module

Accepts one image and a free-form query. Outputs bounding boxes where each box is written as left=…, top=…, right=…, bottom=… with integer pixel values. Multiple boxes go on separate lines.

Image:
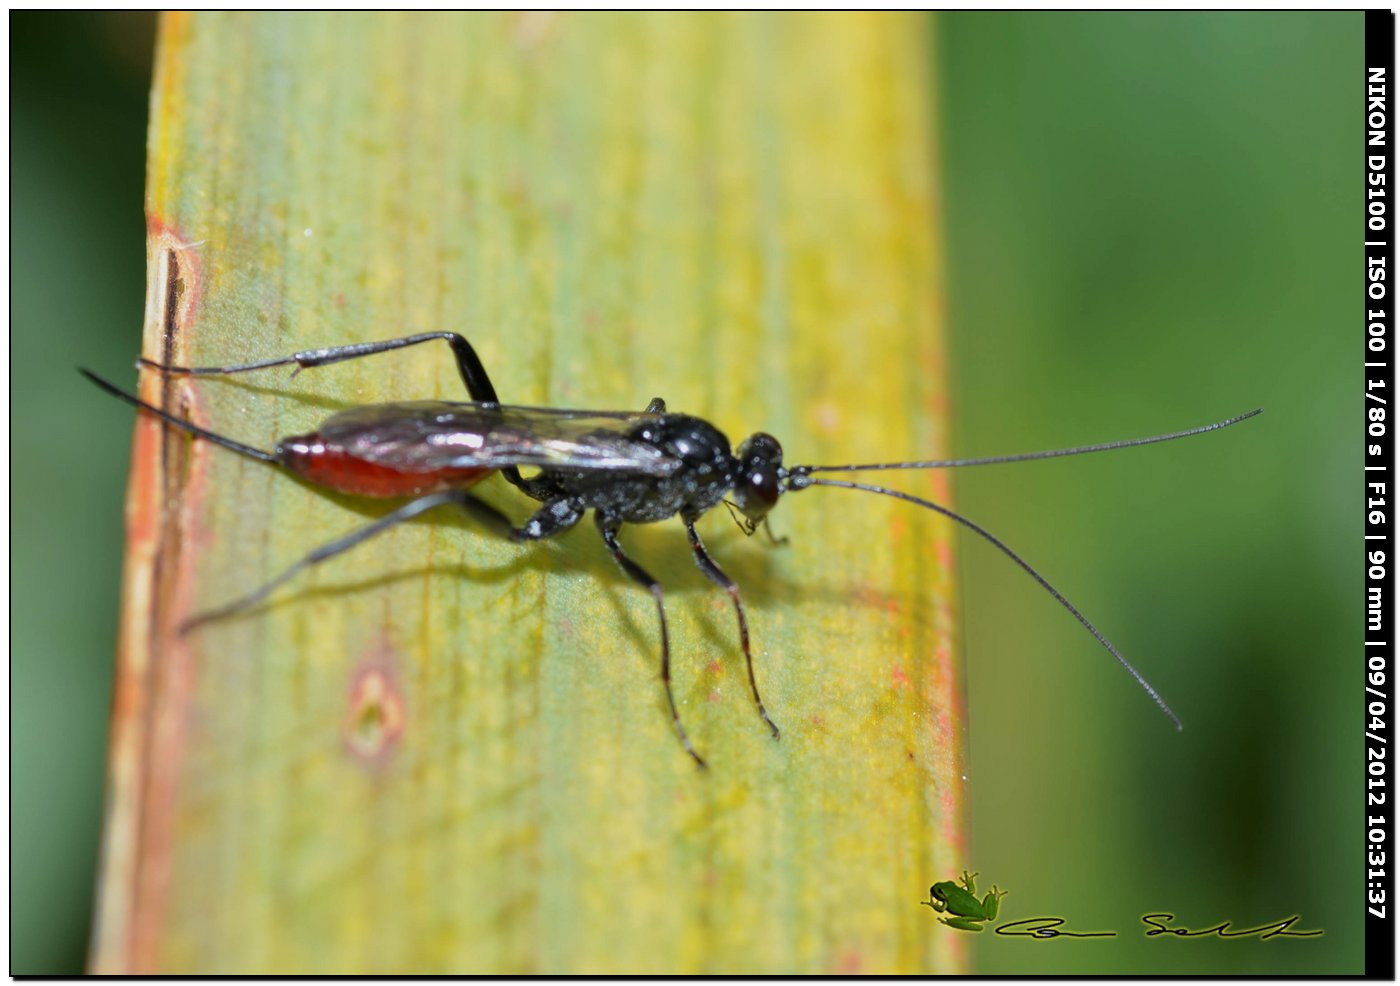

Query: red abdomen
left=276, top=433, right=492, bottom=498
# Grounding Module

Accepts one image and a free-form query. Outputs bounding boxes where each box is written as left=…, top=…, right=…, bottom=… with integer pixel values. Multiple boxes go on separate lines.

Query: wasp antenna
left=80, top=368, right=278, bottom=464
left=797, top=408, right=1261, bottom=475
left=791, top=474, right=1183, bottom=730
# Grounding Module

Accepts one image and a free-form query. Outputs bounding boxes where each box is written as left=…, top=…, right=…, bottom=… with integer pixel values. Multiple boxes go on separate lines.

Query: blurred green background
left=11, top=11, right=1362, bottom=974
left=939, top=11, right=1360, bottom=975
left=12, top=11, right=154, bottom=975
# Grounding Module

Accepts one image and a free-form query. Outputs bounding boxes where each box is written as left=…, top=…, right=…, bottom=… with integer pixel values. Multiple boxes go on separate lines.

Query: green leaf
left=95, top=12, right=962, bottom=974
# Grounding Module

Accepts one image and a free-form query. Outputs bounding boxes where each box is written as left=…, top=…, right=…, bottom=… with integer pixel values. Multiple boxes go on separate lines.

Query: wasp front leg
left=683, top=519, right=779, bottom=739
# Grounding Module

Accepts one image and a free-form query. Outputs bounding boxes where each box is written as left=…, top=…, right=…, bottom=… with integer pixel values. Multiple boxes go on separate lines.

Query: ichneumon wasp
left=84, top=331, right=1260, bottom=767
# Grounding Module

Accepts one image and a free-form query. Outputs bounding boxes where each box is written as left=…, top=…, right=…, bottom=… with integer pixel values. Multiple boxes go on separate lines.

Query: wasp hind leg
left=455, top=495, right=583, bottom=542
left=183, top=489, right=470, bottom=630
left=137, top=331, right=504, bottom=404
left=190, top=491, right=585, bottom=630
left=137, top=332, right=550, bottom=495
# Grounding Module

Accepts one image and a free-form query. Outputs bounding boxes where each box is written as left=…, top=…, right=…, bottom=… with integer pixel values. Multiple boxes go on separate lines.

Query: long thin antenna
left=79, top=369, right=278, bottom=463
left=789, top=474, right=1183, bottom=730
left=798, top=408, right=1261, bottom=474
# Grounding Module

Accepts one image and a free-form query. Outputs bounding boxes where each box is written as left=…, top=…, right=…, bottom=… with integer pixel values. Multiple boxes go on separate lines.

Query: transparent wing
left=316, top=401, right=683, bottom=475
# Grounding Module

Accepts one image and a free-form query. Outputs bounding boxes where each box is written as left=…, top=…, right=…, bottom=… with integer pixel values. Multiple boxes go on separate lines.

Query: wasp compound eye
left=733, top=432, right=783, bottom=522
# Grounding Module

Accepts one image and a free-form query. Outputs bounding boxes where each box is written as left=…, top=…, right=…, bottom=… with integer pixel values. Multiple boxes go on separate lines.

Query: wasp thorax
left=733, top=432, right=784, bottom=523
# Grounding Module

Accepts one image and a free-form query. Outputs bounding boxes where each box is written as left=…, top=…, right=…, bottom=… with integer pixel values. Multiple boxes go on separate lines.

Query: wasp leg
left=456, top=494, right=584, bottom=543
left=183, top=489, right=469, bottom=630
left=451, top=494, right=520, bottom=539
left=683, top=520, right=780, bottom=740
left=137, top=332, right=545, bottom=494
left=138, top=331, right=504, bottom=404
left=761, top=517, right=789, bottom=548
left=596, top=516, right=705, bottom=769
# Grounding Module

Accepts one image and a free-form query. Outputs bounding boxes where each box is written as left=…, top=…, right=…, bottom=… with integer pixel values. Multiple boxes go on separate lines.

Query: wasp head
left=732, top=432, right=784, bottom=530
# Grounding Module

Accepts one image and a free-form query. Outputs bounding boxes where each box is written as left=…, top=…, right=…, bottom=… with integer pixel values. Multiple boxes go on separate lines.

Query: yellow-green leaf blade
left=95, top=12, right=962, bottom=974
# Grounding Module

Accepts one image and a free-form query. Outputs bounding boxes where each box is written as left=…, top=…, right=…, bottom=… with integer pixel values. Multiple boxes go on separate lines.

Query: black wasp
left=84, top=331, right=1260, bottom=767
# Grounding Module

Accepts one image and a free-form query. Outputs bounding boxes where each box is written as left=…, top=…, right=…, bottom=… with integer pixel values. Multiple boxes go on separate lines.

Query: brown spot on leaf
left=344, top=663, right=405, bottom=766
left=890, top=664, right=909, bottom=689
left=146, top=219, right=203, bottom=335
